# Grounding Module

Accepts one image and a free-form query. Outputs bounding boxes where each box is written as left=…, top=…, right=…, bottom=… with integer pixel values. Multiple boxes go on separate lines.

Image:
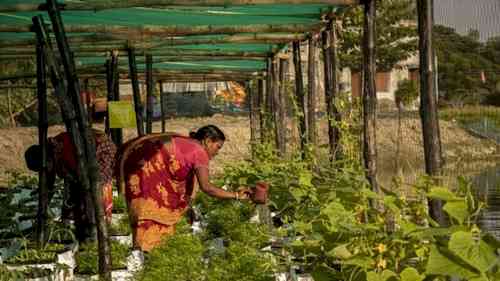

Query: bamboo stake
left=278, top=58, right=288, bottom=156
left=146, top=54, right=154, bottom=134
left=272, top=57, right=285, bottom=156
left=159, top=80, right=166, bottom=133
left=417, top=0, right=445, bottom=224
left=362, top=0, right=379, bottom=194
left=292, top=41, right=307, bottom=154
left=35, top=40, right=49, bottom=246
left=248, top=80, right=259, bottom=156
left=127, top=48, right=145, bottom=137
left=0, top=0, right=358, bottom=12
left=45, top=0, right=112, bottom=279
left=307, top=36, right=317, bottom=147
left=257, top=79, right=265, bottom=143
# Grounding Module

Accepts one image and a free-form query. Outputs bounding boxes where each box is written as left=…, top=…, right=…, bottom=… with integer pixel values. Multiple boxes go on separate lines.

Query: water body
left=474, top=164, right=500, bottom=239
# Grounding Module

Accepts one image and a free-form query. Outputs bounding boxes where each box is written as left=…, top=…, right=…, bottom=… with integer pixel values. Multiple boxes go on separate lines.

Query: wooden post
left=262, top=58, right=274, bottom=144
left=35, top=38, right=49, bottom=246
left=362, top=0, right=379, bottom=194
left=322, top=22, right=342, bottom=162
left=83, top=78, right=93, bottom=125
left=292, top=41, right=307, bottom=154
left=278, top=58, right=288, bottom=156
left=7, top=81, right=16, bottom=127
left=307, top=36, right=317, bottom=148
left=159, top=80, right=166, bottom=133
left=273, top=58, right=285, bottom=156
left=111, top=51, right=123, bottom=146
left=106, top=51, right=122, bottom=146
left=43, top=0, right=112, bottom=278
left=248, top=80, right=258, bottom=156
left=105, top=58, right=112, bottom=135
left=127, top=47, right=145, bottom=137
left=257, top=79, right=265, bottom=143
left=146, top=54, right=154, bottom=134
left=417, top=0, right=446, bottom=224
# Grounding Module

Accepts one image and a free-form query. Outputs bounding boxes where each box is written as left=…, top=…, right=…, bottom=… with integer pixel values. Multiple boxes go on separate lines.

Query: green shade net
left=0, top=1, right=347, bottom=72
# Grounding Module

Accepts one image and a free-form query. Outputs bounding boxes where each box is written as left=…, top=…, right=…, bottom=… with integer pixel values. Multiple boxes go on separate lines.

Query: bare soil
left=0, top=115, right=497, bottom=187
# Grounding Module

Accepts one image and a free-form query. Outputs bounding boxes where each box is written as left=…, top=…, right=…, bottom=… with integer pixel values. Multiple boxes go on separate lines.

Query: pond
left=474, top=164, right=500, bottom=239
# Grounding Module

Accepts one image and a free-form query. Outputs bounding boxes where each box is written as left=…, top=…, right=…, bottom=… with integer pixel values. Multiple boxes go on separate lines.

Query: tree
left=339, top=0, right=418, bottom=72
left=434, top=26, right=500, bottom=106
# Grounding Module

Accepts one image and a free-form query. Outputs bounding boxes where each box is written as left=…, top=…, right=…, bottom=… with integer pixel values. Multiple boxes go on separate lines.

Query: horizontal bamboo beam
left=0, top=1, right=358, bottom=12
left=0, top=32, right=307, bottom=49
left=0, top=22, right=323, bottom=36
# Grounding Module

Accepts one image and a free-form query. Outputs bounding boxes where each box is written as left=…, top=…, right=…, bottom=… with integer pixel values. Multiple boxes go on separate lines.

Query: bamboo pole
left=6, top=81, right=16, bottom=127
left=322, top=22, right=341, bottom=162
left=127, top=48, right=145, bottom=137
left=156, top=33, right=308, bottom=46
left=0, top=22, right=323, bottom=36
left=417, top=0, right=445, bottom=224
left=248, top=80, right=259, bottom=156
left=35, top=41, right=49, bottom=246
left=292, top=41, right=307, bottom=154
left=362, top=0, right=379, bottom=194
left=307, top=36, right=317, bottom=147
left=159, top=80, right=166, bottom=133
left=111, top=52, right=123, bottom=146
left=278, top=58, right=288, bottom=156
left=45, top=1, right=112, bottom=279
left=0, top=0, right=358, bottom=12
left=272, top=57, right=285, bottom=156
left=257, top=79, right=265, bottom=143
left=146, top=54, right=154, bottom=134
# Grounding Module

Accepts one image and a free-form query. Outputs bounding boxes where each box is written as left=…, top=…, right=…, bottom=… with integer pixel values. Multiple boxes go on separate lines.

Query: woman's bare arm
left=195, top=166, right=249, bottom=200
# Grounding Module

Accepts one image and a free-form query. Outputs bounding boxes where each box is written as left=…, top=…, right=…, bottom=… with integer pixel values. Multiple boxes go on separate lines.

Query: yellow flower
left=375, top=243, right=387, bottom=254
left=376, top=258, right=387, bottom=269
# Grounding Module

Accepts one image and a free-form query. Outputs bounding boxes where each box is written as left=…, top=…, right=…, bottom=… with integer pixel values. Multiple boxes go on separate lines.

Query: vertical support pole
left=362, top=0, right=379, bottom=194
left=112, top=51, right=122, bottom=146
left=7, top=81, right=15, bottom=127
left=293, top=41, right=307, bottom=155
left=278, top=58, right=288, bottom=156
left=146, top=54, right=154, bottom=134
left=106, top=51, right=122, bottom=146
left=127, top=47, right=145, bottom=137
left=44, top=0, right=111, bottom=278
left=83, top=78, right=93, bottom=126
left=272, top=58, right=285, bottom=156
left=105, top=58, right=112, bottom=135
left=257, top=79, right=265, bottom=144
left=248, top=80, right=258, bottom=156
left=323, top=22, right=342, bottom=162
left=417, top=0, right=446, bottom=224
left=159, top=80, right=166, bottom=133
left=35, top=38, right=49, bottom=246
left=262, top=58, right=274, bottom=144
left=307, top=36, right=317, bottom=148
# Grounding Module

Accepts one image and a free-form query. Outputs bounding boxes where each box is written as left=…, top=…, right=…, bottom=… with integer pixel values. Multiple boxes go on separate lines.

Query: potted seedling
left=109, top=214, right=132, bottom=247
left=74, top=240, right=132, bottom=281
left=3, top=237, right=74, bottom=281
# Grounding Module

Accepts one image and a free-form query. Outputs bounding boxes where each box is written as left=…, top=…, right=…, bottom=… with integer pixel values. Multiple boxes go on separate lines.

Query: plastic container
left=252, top=182, right=269, bottom=204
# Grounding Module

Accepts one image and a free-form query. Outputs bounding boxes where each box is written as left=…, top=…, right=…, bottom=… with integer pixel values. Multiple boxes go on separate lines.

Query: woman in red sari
left=116, top=125, right=249, bottom=251
left=25, top=130, right=116, bottom=241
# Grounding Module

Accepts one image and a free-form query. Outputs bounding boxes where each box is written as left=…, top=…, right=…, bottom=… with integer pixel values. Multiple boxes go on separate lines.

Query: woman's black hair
left=189, top=125, right=226, bottom=142
left=24, top=144, right=53, bottom=172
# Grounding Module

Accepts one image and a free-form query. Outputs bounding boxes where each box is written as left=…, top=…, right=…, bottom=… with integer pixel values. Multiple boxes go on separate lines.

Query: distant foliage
left=395, top=79, right=419, bottom=109
left=434, top=26, right=500, bottom=106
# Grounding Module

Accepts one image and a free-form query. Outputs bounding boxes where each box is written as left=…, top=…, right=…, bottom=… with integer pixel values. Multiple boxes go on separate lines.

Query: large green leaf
left=400, top=268, right=425, bottom=281
left=426, top=187, right=461, bottom=201
left=425, top=245, right=478, bottom=279
left=448, top=231, right=498, bottom=273
left=311, top=264, right=339, bottom=281
left=443, top=201, right=469, bottom=224
left=327, top=244, right=353, bottom=260
left=342, top=256, right=374, bottom=269
left=366, top=270, right=396, bottom=281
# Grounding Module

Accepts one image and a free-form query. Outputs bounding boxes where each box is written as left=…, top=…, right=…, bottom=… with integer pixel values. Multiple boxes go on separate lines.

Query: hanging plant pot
left=252, top=181, right=269, bottom=204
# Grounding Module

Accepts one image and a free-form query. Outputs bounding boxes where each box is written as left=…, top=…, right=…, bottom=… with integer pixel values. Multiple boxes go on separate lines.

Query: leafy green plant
left=109, top=214, right=131, bottom=236
left=113, top=194, right=127, bottom=214
left=76, top=240, right=129, bottom=274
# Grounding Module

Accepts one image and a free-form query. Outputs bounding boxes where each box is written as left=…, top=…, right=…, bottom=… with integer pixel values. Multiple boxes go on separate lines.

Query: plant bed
left=74, top=240, right=130, bottom=279
left=109, top=212, right=132, bottom=247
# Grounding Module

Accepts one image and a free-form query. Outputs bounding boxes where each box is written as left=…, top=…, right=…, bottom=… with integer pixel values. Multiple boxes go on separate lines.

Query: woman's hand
left=235, top=187, right=252, bottom=201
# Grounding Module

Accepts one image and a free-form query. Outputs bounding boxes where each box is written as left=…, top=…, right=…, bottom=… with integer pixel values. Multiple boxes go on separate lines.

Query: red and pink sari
left=50, top=130, right=116, bottom=220
left=116, top=134, right=209, bottom=251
